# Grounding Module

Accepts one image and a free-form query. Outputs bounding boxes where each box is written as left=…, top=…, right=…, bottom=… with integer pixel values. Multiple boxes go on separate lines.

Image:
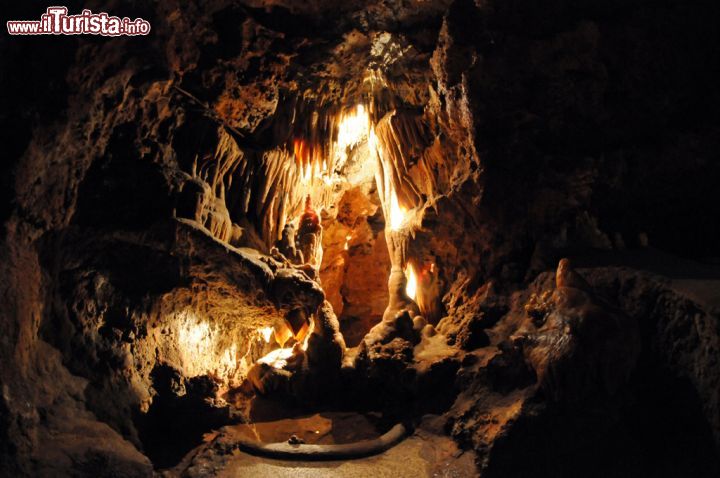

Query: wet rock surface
left=174, top=415, right=474, bottom=478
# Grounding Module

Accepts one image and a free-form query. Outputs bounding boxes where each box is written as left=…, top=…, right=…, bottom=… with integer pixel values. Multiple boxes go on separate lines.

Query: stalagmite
left=296, top=195, right=324, bottom=271
left=277, top=222, right=303, bottom=264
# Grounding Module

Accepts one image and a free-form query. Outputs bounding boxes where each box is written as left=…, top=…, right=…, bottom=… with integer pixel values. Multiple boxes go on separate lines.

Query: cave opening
left=135, top=85, right=454, bottom=469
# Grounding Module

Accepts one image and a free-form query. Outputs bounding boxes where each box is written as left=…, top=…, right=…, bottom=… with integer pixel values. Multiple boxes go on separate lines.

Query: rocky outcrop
left=515, top=259, right=641, bottom=402
left=444, top=258, right=720, bottom=477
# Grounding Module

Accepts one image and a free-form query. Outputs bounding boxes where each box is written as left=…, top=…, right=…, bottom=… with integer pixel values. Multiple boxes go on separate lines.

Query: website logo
left=7, top=6, right=151, bottom=36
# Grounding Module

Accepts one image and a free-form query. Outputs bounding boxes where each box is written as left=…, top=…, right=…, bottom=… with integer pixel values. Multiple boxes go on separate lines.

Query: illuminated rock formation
left=296, top=195, right=324, bottom=271
left=2, top=0, right=720, bottom=476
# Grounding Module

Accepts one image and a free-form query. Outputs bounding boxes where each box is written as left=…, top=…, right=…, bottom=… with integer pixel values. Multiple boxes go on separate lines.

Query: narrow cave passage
left=136, top=93, right=455, bottom=469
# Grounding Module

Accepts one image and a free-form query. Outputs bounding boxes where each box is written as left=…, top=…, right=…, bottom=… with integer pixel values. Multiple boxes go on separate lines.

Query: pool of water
left=226, top=411, right=390, bottom=445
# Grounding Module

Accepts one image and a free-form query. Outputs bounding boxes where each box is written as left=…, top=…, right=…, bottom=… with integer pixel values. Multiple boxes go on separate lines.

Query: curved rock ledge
left=221, top=423, right=408, bottom=461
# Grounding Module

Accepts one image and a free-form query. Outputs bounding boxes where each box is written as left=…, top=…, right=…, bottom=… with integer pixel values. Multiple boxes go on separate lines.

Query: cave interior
left=2, top=0, right=720, bottom=477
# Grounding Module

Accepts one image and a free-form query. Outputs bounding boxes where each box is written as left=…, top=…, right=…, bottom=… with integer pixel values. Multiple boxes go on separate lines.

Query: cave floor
left=212, top=434, right=471, bottom=478
left=170, top=417, right=476, bottom=477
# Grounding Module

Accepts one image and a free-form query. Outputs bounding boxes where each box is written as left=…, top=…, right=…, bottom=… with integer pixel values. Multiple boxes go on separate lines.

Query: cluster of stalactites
left=221, top=147, right=297, bottom=249
left=174, top=128, right=244, bottom=246
left=366, top=106, right=455, bottom=328
left=178, top=93, right=449, bottom=264
left=289, top=103, right=370, bottom=182
left=247, top=103, right=373, bottom=249
left=371, top=109, right=447, bottom=220
left=218, top=139, right=333, bottom=251
left=223, top=101, right=369, bottom=250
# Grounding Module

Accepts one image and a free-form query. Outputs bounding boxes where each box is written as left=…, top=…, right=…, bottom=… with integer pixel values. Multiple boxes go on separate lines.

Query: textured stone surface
left=175, top=415, right=474, bottom=478
left=445, top=258, right=720, bottom=477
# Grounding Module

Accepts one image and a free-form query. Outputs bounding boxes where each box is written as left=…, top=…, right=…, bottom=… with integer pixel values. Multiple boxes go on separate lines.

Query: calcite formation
left=296, top=196, right=324, bottom=271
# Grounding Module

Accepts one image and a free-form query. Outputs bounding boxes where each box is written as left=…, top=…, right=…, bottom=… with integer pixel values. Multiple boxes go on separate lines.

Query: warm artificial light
left=334, top=104, right=370, bottom=170
left=259, top=326, right=274, bottom=343
left=257, top=347, right=295, bottom=369
left=389, top=186, right=408, bottom=231
left=405, top=263, right=417, bottom=300
left=255, top=316, right=314, bottom=369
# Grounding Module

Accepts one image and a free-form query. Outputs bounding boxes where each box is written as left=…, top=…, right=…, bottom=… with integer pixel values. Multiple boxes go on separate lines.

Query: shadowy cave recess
left=2, top=0, right=720, bottom=476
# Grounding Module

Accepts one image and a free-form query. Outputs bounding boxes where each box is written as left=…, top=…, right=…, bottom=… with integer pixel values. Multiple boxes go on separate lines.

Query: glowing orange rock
left=296, top=195, right=323, bottom=269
